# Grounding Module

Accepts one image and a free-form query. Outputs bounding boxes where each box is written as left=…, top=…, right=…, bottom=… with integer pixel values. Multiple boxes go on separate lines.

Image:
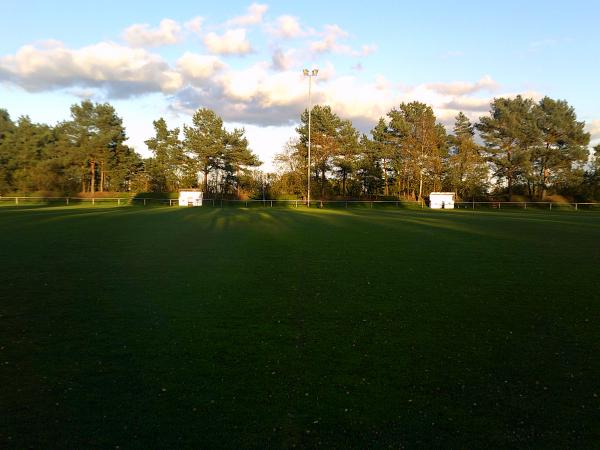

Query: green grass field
left=1, top=205, right=599, bottom=448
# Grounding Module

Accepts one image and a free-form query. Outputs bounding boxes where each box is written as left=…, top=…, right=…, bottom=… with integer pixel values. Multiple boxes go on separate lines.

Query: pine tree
left=184, top=108, right=226, bottom=192
left=477, top=96, right=539, bottom=200
left=447, top=112, right=488, bottom=199
left=387, top=102, right=447, bottom=201
left=531, top=97, right=590, bottom=199
left=145, top=118, right=184, bottom=191
left=223, top=128, right=261, bottom=197
left=371, top=118, right=394, bottom=197
left=296, top=105, right=343, bottom=198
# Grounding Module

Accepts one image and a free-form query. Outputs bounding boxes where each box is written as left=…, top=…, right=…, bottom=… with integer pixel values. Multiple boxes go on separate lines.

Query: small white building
left=178, top=190, right=203, bottom=206
left=429, top=192, right=455, bottom=209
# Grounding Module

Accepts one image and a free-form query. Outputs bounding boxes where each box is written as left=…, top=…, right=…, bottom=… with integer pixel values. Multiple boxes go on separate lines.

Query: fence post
left=472, top=200, right=475, bottom=210
left=143, top=199, right=146, bottom=206
left=66, top=197, right=69, bottom=205
left=549, top=202, right=552, bottom=211
left=15, top=197, right=18, bottom=206
left=92, top=198, right=95, bottom=206
left=524, top=202, right=526, bottom=209
left=295, top=200, right=298, bottom=208
left=575, top=203, right=578, bottom=211
left=118, top=199, right=121, bottom=206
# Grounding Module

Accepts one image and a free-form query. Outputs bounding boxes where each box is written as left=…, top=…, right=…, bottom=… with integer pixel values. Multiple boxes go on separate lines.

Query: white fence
left=1, top=196, right=600, bottom=211
left=0, top=196, right=176, bottom=206
left=455, top=201, right=600, bottom=211
left=0, top=197, right=423, bottom=208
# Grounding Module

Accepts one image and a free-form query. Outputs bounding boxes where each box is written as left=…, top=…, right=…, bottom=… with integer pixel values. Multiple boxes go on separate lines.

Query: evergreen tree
left=223, top=127, right=261, bottom=197
left=10, top=116, right=57, bottom=193
left=371, top=117, right=394, bottom=197
left=0, top=109, right=16, bottom=193
left=184, top=108, right=226, bottom=192
left=477, top=96, right=539, bottom=200
left=63, top=100, right=132, bottom=193
left=145, top=118, right=184, bottom=191
left=332, top=120, right=360, bottom=196
left=531, top=97, right=590, bottom=199
left=296, top=105, right=343, bottom=198
left=447, top=112, right=488, bottom=199
left=387, top=102, right=447, bottom=201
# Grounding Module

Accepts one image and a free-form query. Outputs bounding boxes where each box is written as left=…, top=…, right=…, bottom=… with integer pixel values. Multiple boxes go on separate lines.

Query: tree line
left=274, top=97, right=598, bottom=202
left=0, top=101, right=261, bottom=197
left=1, top=96, right=599, bottom=201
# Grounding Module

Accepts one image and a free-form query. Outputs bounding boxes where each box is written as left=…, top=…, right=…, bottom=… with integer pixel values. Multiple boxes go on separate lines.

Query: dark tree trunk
left=100, top=161, right=104, bottom=193
left=541, top=167, right=549, bottom=200
left=383, top=161, right=389, bottom=196
left=90, top=161, right=96, bottom=193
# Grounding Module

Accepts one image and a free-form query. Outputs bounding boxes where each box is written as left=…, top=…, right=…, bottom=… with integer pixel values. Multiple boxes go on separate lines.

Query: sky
left=1, top=0, right=599, bottom=169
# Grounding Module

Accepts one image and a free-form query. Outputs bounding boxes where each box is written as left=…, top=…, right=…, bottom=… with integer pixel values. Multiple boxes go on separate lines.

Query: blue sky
left=1, top=0, right=599, bottom=167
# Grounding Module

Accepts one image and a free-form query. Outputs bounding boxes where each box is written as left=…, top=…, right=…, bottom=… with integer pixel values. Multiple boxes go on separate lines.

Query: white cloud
left=357, top=44, right=378, bottom=57
left=185, top=16, right=204, bottom=35
left=177, top=52, right=226, bottom=83
left=123, top=19, right=182, bottom=47
left=0, top=40, right=537, bottom=135
left=0, top=40, right=182, bottom=97
left=427, top=75, right=499, bottom=96
left=310, top=24, right=348, bottom=53
left=587, top=120, right=600, bottom=142
left=268, top=15, right=304, bottom=38
left=442, top=97, right=492, bottom=112
left=204, top=29, right=253, bottom=55
left=309, top=24, right=377, bottom=57
left=226, top=3, right=268, bottom=27
left=271, top=48, right=296, bottom=71
left=170, top=65, right=546, bottom=137
left=218, top=63, right=304, bottom=105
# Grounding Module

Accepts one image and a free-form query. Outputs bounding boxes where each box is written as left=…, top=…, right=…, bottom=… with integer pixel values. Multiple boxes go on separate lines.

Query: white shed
left=178, top=190, right=203, bottom=206
left=429, top=192, right=455, bottom=209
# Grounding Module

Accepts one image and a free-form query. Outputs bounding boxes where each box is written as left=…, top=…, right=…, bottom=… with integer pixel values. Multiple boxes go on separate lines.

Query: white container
left=429, top=192, right=455, bottom=209
left=178, top=190, right=203, bottom=206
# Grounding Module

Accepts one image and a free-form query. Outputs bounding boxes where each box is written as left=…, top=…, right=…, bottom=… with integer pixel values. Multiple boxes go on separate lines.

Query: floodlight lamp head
left=303, top=69, right=309, bottom=76
left=312, top=69, right=319, bottom=76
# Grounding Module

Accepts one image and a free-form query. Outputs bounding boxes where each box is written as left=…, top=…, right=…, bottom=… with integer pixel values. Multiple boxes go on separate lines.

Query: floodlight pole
left=304, top=69, right=318, bottom=207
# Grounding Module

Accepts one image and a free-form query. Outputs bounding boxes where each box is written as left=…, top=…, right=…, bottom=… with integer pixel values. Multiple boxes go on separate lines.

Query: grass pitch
left=1, top=206, right=599, bottom=448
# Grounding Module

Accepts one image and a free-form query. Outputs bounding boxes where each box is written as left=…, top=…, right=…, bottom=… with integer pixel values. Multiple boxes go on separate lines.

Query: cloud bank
left=123, top=19, right=183, bottom=47
left=0, top=3, right=561, bottom=136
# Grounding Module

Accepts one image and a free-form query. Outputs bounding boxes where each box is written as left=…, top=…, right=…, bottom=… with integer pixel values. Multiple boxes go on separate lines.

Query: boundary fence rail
left=1, top=196, right=600, bottom=211
left=455, top=201, right=600, bottom=211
